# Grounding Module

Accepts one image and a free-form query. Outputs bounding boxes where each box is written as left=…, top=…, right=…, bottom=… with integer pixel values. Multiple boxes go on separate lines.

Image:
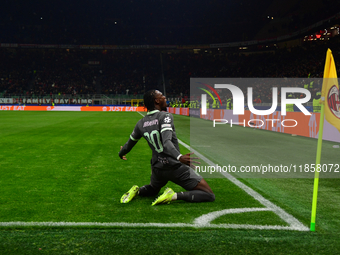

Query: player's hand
left=179, top=152, right=200, bottom=169
left=120, top=146, right=127, bottom=160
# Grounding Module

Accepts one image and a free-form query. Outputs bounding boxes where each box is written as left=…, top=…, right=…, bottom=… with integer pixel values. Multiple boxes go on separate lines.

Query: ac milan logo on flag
left=327, top=85, right=340, bottom=119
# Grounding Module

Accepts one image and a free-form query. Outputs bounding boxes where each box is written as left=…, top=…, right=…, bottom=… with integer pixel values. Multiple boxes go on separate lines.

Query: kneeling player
left=119, top=89, right=215, bottom=205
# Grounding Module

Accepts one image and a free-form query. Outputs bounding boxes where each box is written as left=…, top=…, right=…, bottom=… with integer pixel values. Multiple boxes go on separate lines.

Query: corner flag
left=321, top=49, right=340, bottom=133
left=310, top=48, right=340, bottom=231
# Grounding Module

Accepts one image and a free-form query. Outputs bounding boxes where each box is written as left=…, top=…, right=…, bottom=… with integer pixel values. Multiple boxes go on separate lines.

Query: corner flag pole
left=310, top=48, right=340, bottom=231
left=310, top=93, right=326, bottom=232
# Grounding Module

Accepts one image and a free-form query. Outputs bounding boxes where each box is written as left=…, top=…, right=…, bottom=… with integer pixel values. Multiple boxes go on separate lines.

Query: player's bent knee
left=139, top=185, right=160, bottom=197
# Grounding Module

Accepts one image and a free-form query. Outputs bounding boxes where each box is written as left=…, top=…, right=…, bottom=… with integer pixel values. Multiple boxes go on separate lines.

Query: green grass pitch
left=0, top=111, right=340, bottom=254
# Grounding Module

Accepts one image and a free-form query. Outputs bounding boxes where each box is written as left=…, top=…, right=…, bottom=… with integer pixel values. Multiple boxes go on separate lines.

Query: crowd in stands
left=0, top=37, right=339, bottom=103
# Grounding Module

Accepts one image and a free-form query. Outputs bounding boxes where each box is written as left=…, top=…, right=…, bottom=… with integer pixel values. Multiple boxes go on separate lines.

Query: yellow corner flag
left=311, top=48, right=340, bottom=232
left=321, top=49, right=340, bottom=133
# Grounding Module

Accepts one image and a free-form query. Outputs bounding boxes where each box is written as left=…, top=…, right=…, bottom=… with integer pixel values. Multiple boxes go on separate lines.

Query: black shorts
left=150, top=164, right=203, bottom=191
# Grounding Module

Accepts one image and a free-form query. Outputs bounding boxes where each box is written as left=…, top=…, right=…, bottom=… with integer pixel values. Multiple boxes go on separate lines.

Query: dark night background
left=1, top=0, right=339, bottom=45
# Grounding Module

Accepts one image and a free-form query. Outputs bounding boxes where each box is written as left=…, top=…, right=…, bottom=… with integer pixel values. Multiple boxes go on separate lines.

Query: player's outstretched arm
left=119, top=139, right=138, bottom=160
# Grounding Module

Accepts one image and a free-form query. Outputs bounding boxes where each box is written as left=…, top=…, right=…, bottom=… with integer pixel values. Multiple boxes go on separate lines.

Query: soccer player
left=119, top=90, right=215, bottom=205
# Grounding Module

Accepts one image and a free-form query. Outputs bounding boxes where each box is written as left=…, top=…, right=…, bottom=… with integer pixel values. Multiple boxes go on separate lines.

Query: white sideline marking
left=0, top=221, right=306, bottom=231
left=0, top=112, right=308, bottom=231
left=194, top=207, right=271, bottom=225
left=137, top=111, right=145, bottom=117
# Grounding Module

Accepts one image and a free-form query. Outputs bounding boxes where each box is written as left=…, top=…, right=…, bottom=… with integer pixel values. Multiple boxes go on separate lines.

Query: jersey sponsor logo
left=143, top=119, right=159, bottom=127
left=163, top=116, right=171, bottom=123
left=157, top=156, right=169, bottom=164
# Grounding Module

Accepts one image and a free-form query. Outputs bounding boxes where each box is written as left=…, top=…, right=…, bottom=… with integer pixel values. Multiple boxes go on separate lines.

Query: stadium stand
left=0, top=36, right=339, bottom=103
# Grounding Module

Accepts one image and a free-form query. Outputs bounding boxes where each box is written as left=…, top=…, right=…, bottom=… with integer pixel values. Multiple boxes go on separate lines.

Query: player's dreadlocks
left=143, top=89, right=157, bottom=111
